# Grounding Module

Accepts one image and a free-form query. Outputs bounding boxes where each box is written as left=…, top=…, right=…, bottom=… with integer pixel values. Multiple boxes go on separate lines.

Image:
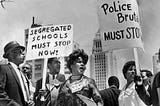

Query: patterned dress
left=56, top=75, right=103, bottom=106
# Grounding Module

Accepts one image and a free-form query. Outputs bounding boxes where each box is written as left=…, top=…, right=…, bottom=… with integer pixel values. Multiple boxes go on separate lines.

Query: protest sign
left=26, top=24, right=73, bottom=60
left=97, top=0, right=144, bottom=51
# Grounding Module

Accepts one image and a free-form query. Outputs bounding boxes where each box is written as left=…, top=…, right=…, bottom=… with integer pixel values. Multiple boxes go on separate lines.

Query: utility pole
left=31, top=17, right=41, bottom=28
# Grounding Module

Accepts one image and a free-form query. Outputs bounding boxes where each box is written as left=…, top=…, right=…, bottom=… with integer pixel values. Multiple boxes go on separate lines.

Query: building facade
left=90, top=29, right=118, bottom=90
left=153, top=52, right=160, bottom=74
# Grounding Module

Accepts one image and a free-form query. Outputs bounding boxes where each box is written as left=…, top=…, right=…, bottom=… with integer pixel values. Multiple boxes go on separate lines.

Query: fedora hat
left=3, top=41, right=25, bottom=58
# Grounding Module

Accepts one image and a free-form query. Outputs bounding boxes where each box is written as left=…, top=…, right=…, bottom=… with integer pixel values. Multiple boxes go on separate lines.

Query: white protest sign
left=97, top=0, right=144, bottom=51
left=26, top=24, right=73, bottom=60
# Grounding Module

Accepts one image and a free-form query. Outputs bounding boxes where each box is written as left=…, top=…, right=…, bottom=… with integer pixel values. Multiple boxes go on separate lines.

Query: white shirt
left=9, top=62, right=29, bottom=102
left=118, top=82, right=146, bottom=106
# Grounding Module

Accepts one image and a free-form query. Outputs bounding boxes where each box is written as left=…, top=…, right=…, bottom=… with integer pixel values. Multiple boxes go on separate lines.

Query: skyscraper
left=153, top=52, right=160, bottom=74
left=90, top=29, right=118, bottom=90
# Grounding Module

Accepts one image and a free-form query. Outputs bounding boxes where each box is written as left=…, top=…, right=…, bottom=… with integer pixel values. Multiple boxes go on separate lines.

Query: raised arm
left=134, top=75, right=152, bottom=105
left=89, top=78, right=104, bottom=106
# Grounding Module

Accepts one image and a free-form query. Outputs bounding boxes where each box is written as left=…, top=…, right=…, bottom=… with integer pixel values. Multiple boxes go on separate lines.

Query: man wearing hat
left=0, top=41, right=31, bottom=106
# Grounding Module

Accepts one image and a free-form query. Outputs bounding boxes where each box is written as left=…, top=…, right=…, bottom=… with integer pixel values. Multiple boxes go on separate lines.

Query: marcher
left=56, top=49, right=103, bottom=106
left=135, top=71, right=160, bottom=106
left=22, top=63, right=35, bottom=102
left=0, top=41, right=32, bottom=106
left=100, top=76, right=121, bottom=106
left=34, top=57, right=65, bottom=106
left=118, top=61, right=146, bottom=106
left=140, top=69, right=153, bottom=90
left=22, top=63, right=33, bottom=80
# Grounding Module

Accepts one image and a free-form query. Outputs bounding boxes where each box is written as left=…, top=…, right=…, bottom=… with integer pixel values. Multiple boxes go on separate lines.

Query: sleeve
left=34, top=79, right=51, bottom=106
left=34, top=79, right=43, bottom=102
left=154, top=72, right=160, bottom=105
left=99, top=90, right=105, bottom=102
left=0, top=65, right=20, bottom=106
left=154, top=72, right=160, bottom=88
left=135, top=83, right=152, bottom=105
left=57, top=74, right=66, bottom=83
left=89, top=78, right=104, bottom=106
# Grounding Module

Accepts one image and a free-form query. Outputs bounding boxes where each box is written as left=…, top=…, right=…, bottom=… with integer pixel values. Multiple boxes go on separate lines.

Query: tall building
left=90, top=29, right=118, bottom=90
left=153, top=52, right=160, bottom=74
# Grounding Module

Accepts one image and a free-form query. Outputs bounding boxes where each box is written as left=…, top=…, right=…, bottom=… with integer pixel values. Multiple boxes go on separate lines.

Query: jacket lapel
left=8, top=64, right=21, bottom=88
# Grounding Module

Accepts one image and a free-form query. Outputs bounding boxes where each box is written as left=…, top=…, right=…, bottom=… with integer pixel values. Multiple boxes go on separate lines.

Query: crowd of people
left=0, top=41, right=160, bottom=106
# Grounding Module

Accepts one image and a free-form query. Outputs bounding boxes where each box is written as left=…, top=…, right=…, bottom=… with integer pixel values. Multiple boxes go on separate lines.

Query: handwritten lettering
left=103, top=27, right=141, bottom=41
left=101, top=1, right=132, bottom=15
left=30, top=25, right=72, bottom=35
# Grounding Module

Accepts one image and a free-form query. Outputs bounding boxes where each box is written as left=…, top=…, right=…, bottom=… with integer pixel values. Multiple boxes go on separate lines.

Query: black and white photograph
left=0, top=0, right=160, bottom=106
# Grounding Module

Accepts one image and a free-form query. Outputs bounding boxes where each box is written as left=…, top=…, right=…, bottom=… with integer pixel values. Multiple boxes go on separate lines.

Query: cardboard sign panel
left=97, top=0, right=144, bottom=51
left=26, top=24, right=73, bottom=60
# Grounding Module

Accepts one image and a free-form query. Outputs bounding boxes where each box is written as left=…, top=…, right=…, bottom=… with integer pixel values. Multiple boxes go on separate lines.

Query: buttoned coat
left=0, top=64, right=27, bottom=106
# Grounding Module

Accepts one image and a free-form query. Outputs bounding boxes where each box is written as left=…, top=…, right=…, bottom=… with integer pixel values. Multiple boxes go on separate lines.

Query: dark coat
left=34, top=74, right=65, bottom=106
left=0, top=64, right=27, bottom=106
left=100, top=86, right=121, bottom=106
left=136, top=72, right=160, bottom=106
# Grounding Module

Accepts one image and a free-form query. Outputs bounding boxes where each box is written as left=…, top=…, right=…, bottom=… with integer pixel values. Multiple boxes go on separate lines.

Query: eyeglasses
left=22, top=67, right=30, bottom=70
left=128, top=66, right=136, bottom=71
left=11, top=48, right=24, bottom=54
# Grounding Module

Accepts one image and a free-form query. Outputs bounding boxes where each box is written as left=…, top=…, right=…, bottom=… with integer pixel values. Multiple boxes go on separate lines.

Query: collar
left=110, top=85, right=117, bottom=89
left=9, top=62, right=18, bottom=69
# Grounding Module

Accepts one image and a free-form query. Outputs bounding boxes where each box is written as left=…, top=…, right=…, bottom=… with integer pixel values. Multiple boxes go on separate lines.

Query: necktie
left=20, top=71, right=30, bottom=102
left=24, top=75, right=31, bottom=95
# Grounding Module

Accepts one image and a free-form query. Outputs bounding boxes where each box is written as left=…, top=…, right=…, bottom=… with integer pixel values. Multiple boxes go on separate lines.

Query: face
left=10, top=48, right=25, bottom=66
left=48, top=59, right=61, bottom=75
left=22, top=64, right=32, bottom=79
left=141, top=72, right=147, bottom=80
left=141, top=72, right=150, bottom=86
left=125, top=66, right=136, bottom=82
left=71, top=57, right=86, bottom=76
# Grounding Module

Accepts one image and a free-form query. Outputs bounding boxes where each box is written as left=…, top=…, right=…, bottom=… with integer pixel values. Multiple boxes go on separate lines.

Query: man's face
left=49, top=59, right=61, bottom=75
left=10, top=48, right=25, bottom=65
left=22, top=64, right=32, bottom=79
left=141, top=72, right=147, bottom=80
left=141, top=72, right=149, bottom=86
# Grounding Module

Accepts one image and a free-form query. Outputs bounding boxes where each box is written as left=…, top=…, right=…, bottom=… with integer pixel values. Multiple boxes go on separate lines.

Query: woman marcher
left=118, top=61, right=146, bottom=106
left=56, top=49, right=103, bottom=106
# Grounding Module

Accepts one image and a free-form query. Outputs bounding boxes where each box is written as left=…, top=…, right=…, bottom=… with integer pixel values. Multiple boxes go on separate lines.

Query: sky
left=0, top=0, right=160, bottom=77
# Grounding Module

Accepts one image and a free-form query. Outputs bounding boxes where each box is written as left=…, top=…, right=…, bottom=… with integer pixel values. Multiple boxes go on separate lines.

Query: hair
left=122, top=61, right=136, bottom=79
left=23, top=62, right=32, bottom=70
left=108, top=76, right=120, bottom=89
left=48, top=57, right=59, bottom=64
left=67, top=49, right=88, bottom=72
left=141, top=69, right=153, bottom=77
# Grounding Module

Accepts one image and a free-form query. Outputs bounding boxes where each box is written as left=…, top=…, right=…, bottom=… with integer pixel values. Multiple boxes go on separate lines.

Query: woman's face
left=71, top=57, right=86, bottom=76
left=125, top=65, right=136, bottom=82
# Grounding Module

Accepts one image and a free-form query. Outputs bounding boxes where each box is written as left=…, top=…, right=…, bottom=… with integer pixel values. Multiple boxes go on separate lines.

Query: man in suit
left=100, top=76, right=121, bottom=106
left=34, top=57, right=66, bottom=106
left=0, top=41, right=30, bottom=106
left=22, top=63, right=35, bottom=102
